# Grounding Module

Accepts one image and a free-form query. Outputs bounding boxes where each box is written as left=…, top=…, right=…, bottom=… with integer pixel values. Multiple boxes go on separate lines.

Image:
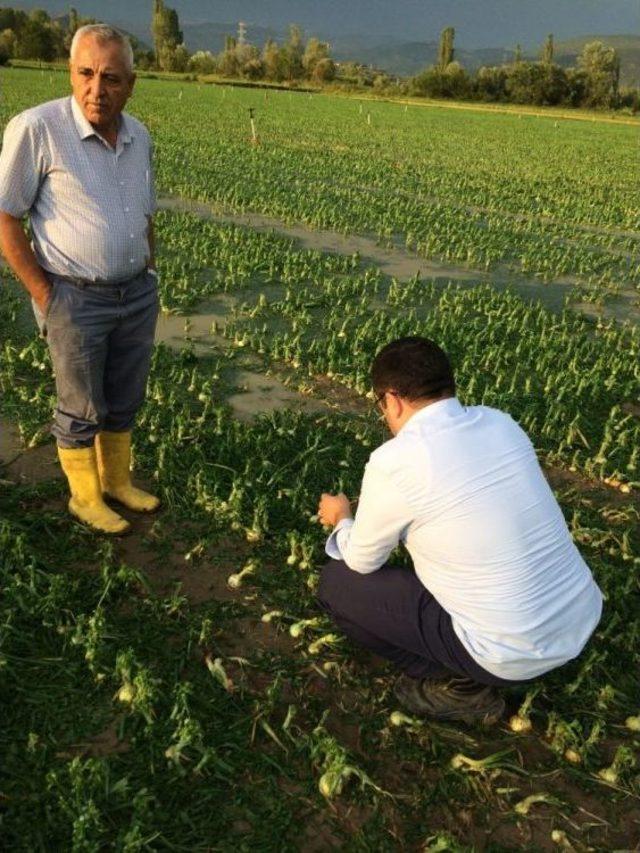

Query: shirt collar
left=70, top=95, right=133, bottom=144
left=398, top=397, right=464, bottom=435
left=119, top=113, right=133, bottom=143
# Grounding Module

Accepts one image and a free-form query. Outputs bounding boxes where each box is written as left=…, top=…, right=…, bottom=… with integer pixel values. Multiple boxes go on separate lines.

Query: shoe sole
left=68, top=507, right=131, bottom=536
left=103, top=493, right=161, bottom=514
left=454, top=700, right=506, bottom=726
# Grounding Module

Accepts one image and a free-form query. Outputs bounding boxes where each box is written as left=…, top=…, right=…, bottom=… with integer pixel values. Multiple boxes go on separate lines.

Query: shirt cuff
left=325, top=517, right=354, bottom=561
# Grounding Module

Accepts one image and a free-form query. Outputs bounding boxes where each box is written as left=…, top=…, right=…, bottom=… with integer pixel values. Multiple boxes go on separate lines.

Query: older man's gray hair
left=70, top=24, right=134, bottom=73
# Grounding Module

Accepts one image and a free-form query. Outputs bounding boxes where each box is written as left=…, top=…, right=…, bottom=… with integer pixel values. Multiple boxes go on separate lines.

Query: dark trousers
left=318, top=559, right=518, bottom=687
left=33, top=270, right=159, bottom=448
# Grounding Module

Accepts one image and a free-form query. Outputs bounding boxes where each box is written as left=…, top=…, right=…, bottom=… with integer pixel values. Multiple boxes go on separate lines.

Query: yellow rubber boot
left=96, top=431, right=160, bottom=513
left=57, top=446, right=130, bottom=535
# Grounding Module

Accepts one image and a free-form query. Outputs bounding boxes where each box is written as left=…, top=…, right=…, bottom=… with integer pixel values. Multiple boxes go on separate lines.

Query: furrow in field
left=158, top=196, right=640, bottom=324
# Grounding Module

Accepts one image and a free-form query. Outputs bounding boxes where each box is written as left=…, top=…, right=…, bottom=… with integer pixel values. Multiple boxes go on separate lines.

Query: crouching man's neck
left=382, top=391, right=455, bottom=436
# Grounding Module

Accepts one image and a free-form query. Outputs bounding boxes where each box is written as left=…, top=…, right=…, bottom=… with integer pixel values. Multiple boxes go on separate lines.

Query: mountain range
left=11, top=0, right=640, bottom=48
left=10, top=1, right=640, bottom=84
left=175, top=25, right=638, bottom=84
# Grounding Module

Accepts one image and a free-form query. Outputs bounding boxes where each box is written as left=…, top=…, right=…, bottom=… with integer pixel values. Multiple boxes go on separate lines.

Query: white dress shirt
left=326, top=398, right=603, bottom=680
left=0, top=96, right=156, bottom=283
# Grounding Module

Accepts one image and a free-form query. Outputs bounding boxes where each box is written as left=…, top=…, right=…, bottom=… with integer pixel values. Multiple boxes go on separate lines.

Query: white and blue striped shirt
left=0, top=95, right=156, bottom=283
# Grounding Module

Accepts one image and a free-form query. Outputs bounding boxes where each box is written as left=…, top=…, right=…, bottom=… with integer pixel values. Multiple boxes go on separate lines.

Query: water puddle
left=573, top=295, right=640, bottom=326
left=155, top=296, right=326, bottom=420
left=225, top=368, right=323, bottom=421
left=155, top=296, right=233, bottom=355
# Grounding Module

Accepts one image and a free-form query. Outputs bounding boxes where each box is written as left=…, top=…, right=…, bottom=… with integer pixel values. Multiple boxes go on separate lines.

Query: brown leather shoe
left=394, top=673, right=505, bottom=725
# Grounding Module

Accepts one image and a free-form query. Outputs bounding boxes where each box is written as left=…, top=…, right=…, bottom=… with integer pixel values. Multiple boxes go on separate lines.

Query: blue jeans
left=33, top=269, right=159, bottom=448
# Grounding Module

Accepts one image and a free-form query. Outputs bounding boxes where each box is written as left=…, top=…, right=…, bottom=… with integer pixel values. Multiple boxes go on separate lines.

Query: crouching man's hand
left=318, top=492, right=352, bottom=527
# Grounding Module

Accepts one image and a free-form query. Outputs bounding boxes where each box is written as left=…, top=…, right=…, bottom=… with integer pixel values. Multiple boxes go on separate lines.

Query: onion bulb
left=509, top=714, right=532, bottom=734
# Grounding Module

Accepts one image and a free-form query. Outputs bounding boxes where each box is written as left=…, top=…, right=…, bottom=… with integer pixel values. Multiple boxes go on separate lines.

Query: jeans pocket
left=44, top=286, right=57, bottom=320
left=144, top=270, right=161, bottom=311
left=33, top=284, right=57, bottom=337
left=32, top=297, right=47, bottom=337
left=35, top=280, right=67, bottom=336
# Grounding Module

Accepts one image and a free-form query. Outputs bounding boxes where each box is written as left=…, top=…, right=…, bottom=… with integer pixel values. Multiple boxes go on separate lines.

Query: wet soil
left=155, top=295, right=233, bottom=355
left=216, top=615, right=297, bottom=658
left=154, top=295, right=327, bottom=420
left=113, top=517, right=251, bottom=605
left=0, top=418, right=62, bottom=483
left=62, top=715, right=130, bottom=759
left=226, top=368, right=324, bottom=421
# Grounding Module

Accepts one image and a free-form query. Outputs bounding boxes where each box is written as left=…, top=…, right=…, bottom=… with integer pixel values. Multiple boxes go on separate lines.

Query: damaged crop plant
left=0, top=66, right=639, bottom=849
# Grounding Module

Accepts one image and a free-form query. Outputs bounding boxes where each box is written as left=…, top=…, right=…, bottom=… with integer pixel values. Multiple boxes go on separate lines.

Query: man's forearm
left=0, top=212, right=50, bottom=308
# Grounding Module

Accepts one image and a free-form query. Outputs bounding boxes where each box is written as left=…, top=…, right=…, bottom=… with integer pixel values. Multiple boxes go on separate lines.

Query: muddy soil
left=155, top=299, right=332, bottom=421
left=155, top=297, right=232, bottom=355
left=115, top=518, right=246, bottom=606
left=226, top=369, right=324, bottom=421
left=0, top=417, right=62, bottom=483
left=62, top=715, right=130, bottom=759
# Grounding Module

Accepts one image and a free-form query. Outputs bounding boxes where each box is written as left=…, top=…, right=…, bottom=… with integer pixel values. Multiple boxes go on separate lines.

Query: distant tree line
left=0, top=5, right=636, bottom=111
left=0, top=3, right=336, bottom=85
left=149, top=2, right=336, bottom=84
left=410, top=27, right=637, bottom=111
left=0, top=6, right=150, bottom=65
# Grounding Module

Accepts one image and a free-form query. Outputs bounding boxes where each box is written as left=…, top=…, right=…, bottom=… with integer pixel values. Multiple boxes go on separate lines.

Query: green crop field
left=1, top=66, right=639, bottom=850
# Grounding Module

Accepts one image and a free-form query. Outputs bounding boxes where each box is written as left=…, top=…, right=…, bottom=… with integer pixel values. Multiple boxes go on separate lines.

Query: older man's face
left=70, top=36, right=135, bottom=135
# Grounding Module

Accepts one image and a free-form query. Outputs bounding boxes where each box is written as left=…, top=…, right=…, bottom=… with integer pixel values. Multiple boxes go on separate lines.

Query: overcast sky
left=10, top=0, right=640, bottom=47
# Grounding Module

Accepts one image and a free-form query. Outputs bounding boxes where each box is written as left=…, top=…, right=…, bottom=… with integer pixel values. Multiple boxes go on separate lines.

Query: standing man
left=317, top=337, right=602, bottom=723
left=0, top=24, right=160, bottom=534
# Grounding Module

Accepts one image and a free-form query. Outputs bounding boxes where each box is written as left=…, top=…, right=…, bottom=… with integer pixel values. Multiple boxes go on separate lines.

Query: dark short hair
left=371, top=336, right=456, bottom=401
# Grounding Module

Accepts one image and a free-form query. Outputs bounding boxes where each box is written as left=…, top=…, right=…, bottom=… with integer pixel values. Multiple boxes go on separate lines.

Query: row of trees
left=0, top=6, right=156, bottom=65
left=0, top=5, right=635, bottom=110
left=411, top=28, right=628, bottom=110
left=0, top=7, right=86, bottom=62
left=149, top=2, right=336, bottom=83
left=0, top=3, right=336, bottom=84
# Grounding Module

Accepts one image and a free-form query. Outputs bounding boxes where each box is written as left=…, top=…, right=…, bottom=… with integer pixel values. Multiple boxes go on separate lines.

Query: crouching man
left=317, top=337, right=602, bottom=724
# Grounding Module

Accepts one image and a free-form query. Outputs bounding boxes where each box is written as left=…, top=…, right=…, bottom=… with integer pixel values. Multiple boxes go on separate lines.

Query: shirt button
left=130, top=258, right=135, bottom=263
left=124, top=207, right=129, bottom=212
left=120, top=181, right=124, bottom=186
left=130, top=233, right=134, bottom=238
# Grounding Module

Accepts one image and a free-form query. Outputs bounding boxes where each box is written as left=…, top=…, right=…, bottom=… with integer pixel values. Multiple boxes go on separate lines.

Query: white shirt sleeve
left=324, top=462, right=413, bottom=574
left=0, top=115, right=44, bottom=218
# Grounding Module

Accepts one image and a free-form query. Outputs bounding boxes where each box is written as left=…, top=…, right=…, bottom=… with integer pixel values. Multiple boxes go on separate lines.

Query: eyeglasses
left=372, top=390, right=398, bottom=410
